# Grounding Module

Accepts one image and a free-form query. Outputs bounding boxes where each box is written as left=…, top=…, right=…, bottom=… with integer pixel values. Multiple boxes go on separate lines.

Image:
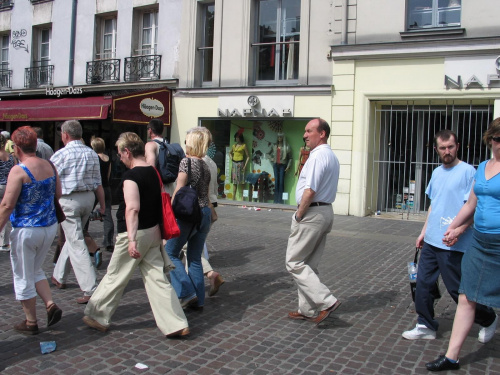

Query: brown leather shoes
left=82, top=316, right=109, bottom=332
left=76, top=295, right=91, bottom=304
left=166, top=327, right=190, bottom=338
left=208, top=272, right=225, bottom=297
left=14, top=320, right=39, bottom=335
left=51, top=276, right=66, bottom=289
left=288, top=311, right=313, bottom=321
left=313, top=300, right=342, bottom=325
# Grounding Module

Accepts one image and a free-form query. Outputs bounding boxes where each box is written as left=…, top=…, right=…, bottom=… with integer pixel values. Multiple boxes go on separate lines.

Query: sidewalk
left=0, top=206, right=498, bottom=374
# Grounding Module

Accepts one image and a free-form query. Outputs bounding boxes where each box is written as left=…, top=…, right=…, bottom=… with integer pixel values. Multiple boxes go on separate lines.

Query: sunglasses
left=491, top=136, right=500, bottom=143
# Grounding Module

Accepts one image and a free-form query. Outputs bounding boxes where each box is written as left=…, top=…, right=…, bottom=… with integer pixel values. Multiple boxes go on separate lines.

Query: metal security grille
left=369, top=102, right=494, bottom=216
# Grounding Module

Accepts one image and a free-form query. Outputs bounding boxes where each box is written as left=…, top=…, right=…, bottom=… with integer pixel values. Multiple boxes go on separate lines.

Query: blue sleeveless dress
left=10, top=164, right=57, bottom=228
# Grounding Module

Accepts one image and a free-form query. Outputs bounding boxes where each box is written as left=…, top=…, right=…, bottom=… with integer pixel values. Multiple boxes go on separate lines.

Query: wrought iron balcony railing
left=25, top=64, right=54, bottom=88
left=86, top=59, right=120, bottom=84
left=124, top=55, right=161, bottom=82
left=0, top=69, right=12, bottom=89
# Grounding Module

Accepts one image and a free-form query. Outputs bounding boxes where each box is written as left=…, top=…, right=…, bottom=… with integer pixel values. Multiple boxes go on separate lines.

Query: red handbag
left=154, top=169, right=180, bottom=240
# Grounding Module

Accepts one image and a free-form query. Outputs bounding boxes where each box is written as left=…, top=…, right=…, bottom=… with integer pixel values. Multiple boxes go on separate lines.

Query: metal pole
left=68, top=0, right=78, bottom=85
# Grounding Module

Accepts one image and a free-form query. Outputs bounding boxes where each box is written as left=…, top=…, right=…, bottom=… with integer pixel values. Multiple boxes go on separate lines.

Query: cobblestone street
left=0, top=204, right=499, bottom=374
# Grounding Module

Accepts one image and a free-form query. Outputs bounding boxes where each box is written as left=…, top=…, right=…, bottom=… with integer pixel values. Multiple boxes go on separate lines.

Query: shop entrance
left=369, top=102, right=494, bottom=216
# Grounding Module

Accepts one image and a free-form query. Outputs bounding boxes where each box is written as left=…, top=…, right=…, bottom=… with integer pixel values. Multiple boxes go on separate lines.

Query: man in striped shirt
left=51, top=120, right=105, bottom=304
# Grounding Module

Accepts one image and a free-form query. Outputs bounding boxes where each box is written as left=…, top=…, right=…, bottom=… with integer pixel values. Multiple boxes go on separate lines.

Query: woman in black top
left=91, top=137, right=114, bottom=252
left=83, top=132, right=189, bottom=338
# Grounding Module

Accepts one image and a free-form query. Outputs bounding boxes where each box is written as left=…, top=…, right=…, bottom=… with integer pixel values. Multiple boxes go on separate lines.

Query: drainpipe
left=341, top=0, right=348, bottom=45
left=68, top=0, right=78, bottom=85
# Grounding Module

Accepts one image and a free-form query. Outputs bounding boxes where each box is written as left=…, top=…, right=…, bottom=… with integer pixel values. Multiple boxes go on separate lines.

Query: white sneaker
left=0, top=245, right=10, bottom=252
left=402, top=324, right=436, bottom=340
left=478, top=314, right=498, bottom=344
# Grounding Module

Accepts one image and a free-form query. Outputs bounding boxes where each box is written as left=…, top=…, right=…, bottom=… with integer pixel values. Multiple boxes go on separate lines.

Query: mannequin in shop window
left=268, top=133, right=292, bottom=204
left=229, top=131, right=249, bottom=200
left=295, top=140, right=310, bottom=177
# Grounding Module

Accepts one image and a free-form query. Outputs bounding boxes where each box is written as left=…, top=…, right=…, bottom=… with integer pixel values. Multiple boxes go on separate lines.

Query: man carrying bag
left=402, top=130, right=497, bottom=342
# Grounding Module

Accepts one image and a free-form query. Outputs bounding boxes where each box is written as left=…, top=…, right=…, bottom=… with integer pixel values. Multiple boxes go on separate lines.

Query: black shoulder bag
left=172, top=158, right=202, bottom=223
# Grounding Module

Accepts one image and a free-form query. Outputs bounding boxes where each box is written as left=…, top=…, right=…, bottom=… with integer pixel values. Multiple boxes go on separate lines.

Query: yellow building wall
left=334, top=57, right=500, bottom=217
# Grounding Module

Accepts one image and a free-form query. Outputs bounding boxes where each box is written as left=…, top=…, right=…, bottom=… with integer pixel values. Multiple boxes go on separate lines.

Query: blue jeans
left=273, top=163, right=286, bottom=204
left=165, top=206, right=211, bottom=307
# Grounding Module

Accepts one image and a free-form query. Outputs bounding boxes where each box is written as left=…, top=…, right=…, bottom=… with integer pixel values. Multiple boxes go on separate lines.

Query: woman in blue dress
left=0, top=126, right=62, bottom=335
left=426, top=118, right=500, bottom=371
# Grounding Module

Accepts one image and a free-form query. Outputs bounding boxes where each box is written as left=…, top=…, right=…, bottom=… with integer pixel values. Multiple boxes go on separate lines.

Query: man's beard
left=442, top=154, right=456, bottom=166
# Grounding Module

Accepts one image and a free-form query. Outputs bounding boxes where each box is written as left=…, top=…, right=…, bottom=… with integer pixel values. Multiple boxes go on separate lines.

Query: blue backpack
left=154, top=139, right=185, bottom=184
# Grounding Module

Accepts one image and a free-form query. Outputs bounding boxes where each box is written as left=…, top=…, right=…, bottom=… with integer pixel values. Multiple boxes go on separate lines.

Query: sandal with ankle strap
left=14, top=320, right=39, bottom=335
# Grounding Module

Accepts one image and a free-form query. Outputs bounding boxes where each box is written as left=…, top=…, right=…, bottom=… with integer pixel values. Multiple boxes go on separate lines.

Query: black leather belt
left=298, top=202, right=330, bottom=208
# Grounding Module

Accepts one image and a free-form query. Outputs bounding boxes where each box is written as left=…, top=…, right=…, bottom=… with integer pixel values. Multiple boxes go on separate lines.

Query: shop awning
left=0, top=96, right=111, bottom=122
left=112, top=88, right=171, bottom=125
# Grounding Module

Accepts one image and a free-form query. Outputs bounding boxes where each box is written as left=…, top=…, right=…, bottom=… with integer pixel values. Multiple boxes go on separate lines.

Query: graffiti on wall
left=11, top=29, right=29, bottom=53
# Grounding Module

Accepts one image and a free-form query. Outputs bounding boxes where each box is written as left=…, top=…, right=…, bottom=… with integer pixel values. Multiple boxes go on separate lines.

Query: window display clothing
left=296, top=146, right=310, bottom=177
left=268, top=138, right=292, bottom=204
left=230, top=143, right=248, bottom=185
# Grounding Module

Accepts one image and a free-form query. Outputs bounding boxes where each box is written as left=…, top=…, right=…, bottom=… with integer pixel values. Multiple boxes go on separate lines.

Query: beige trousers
left=53, top=191, right=97, bottom=295
left=285, top=205, right=337, bottom=317
left=84, top=225, right=188, bottom=335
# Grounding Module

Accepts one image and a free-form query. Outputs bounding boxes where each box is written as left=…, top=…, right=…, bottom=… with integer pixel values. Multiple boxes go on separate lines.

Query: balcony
left=86, top=59, right=120, bottom=84
left=124, top=55, right=161, bottom=82
left=0, top=0, right=13, bottom=10
left=0, top=68, right=12, bottom=89
left=25, top=64, right=54, bottom=88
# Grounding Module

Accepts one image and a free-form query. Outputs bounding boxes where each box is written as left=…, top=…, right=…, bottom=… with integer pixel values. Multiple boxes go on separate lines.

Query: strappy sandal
left=14, top=319, right=39, bottom=335
left=47, top=303, right=63, bottom=327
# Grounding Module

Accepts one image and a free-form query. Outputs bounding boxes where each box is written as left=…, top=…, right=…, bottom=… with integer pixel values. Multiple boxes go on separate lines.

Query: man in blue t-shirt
left=402, top=130, right=497, bottom=342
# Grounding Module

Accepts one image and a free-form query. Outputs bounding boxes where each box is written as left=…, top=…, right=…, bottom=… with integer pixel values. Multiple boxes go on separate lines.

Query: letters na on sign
left=444, top=56, right=500, bottom=90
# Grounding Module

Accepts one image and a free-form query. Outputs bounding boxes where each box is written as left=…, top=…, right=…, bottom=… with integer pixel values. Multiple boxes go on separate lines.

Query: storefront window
left=202, top=118, right=307, bottom=205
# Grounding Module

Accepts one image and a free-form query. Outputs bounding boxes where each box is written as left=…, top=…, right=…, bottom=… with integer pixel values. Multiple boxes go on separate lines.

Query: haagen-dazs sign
left=140, top=98, right=165, bottom=118
left=112, top=89, right=171, bottom=125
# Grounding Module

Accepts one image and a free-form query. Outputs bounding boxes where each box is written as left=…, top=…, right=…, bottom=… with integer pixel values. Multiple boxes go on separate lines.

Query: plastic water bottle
left=408, top=262, right=418, bottom=281
left=408, top=262, right=418, bottom=301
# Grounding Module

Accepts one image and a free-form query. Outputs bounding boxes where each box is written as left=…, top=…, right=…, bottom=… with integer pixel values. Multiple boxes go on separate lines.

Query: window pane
left=202, top=48, right=213, bottom=82
left=203, top=4, right=214, bottom=48
left=104, top=19, right=114, bottom=34
left=408, top=0, right=433, bottom=28
left=258, top=0, right=278, bottom=44
left=281, top=0, right=300, bottom=40
left=41, top=29, right=50, bottom=43
left=143, top=13, right=152, bottom=29
left=1, top=35, right=8, bottom=64
left=200, top=3, right=214, bottom=83
left=438, top=0, right=460, bottom=26
left=256, top=0, right=300, bottom=82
